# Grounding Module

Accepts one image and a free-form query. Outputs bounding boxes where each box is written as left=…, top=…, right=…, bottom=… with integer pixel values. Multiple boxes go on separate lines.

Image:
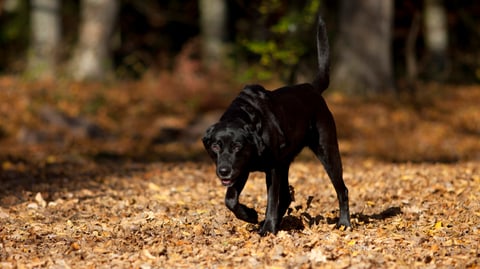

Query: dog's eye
left=232, top=143, right=242, bottom=152
left=211, top=143, right=221, bottom=152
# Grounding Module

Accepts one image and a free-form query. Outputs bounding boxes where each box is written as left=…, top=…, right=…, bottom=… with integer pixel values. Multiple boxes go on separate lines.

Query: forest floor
left=0, top=76, right=479, bottom=268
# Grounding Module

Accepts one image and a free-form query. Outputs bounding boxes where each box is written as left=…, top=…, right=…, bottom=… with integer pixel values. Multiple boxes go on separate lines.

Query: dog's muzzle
left=217, top=166, right=234, bottom=186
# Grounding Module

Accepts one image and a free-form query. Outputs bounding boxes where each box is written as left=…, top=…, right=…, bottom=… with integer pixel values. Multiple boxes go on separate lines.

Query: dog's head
left=202, top=120, right=264, bottom=187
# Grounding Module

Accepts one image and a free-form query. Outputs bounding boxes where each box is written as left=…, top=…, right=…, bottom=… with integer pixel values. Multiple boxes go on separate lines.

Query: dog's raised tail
left=312, top=15, right=330, bottom=92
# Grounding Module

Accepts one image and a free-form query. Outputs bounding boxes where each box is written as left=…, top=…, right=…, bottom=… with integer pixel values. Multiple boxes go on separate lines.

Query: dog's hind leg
left=225, top=173, right=258, bottom=224
left=310, top=108, right=351, bottom=229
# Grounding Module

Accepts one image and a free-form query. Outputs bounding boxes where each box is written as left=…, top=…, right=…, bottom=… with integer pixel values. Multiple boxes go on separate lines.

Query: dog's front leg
left=259, top=166, right=288, bottom=236
left=225, top=173, right=258, bottom=224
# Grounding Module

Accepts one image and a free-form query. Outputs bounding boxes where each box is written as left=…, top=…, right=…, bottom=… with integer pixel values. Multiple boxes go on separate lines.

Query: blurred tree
left=199, top=0, right=227, bottom=69
left=69, top=0, right=118, bottom=81
left=405, top=11, right=421, bottom=94
left=27, top=0, right=60, bottom=80
left=332, top=0, right=395, bottom=95
left=423, top=0, right=448, bottom=79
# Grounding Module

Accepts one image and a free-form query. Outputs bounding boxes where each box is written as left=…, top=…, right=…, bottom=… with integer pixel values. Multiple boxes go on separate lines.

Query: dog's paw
left=335, top=217, right=352, bottom=230
left=236, top=205, right=258, bottom=224
left=257, top=220, right=278, bottom=236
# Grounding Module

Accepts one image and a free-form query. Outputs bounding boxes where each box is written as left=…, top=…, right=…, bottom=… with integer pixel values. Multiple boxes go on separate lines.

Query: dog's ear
left=244, top=125, right=265, bottom=156
left=202, top=124, right=216, bottom=147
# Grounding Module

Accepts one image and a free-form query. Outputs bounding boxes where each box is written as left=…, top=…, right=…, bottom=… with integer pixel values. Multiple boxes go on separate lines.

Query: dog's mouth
left=220, top=179, right=234, bottom=186
left=218, top=174, right=236, bottom=186
left=218, top=174, right=237, bottom=187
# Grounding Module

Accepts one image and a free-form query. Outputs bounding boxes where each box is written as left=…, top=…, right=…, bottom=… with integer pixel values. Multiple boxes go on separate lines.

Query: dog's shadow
left=281, top=203, right=402, bottom=232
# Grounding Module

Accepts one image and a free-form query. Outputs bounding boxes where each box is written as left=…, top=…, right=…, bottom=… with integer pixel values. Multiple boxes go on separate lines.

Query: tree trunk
left=332, top=0, right=394, bottom=95
left=405, top=12, right=421, bottom=98
left=423, top=0, right=449, bottom=79
left=28, top=0, right=60, bottom=80
left=199, top=0, right=227, bottom=69
left=69, top=0, right=118, bottom=81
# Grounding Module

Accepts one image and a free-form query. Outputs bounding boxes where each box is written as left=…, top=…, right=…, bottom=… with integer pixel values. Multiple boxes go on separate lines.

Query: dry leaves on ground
left=1, top=157, right=479, bottom=268
left=0, top=77, right=479, bottom=267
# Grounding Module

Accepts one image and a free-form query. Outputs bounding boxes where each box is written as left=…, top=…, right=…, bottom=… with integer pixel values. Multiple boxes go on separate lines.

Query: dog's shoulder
left=240, top=84, right=270, bottom=101
left=240, top=85, right=287, bottom=149
left=221, top=84, right=286, bottom=153
left=229, top=84, right=272, bottom=117
left=220, top=85, right=267, bottom=123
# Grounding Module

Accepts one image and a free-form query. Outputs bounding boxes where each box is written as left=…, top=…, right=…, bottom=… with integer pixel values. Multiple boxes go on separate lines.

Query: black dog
left=202, top=15, right=351, bottom=236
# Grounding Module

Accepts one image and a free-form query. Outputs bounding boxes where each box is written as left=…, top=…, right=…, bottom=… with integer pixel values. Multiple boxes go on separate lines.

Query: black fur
left=203, top=15, right=351, bottom=236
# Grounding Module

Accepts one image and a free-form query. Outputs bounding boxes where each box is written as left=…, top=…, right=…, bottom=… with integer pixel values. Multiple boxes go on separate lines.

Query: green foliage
left=0, top=1, right=28, bottom=41
left=0, top=1, right=30, bottom=72
left=239, top=0, right=321, bottom=82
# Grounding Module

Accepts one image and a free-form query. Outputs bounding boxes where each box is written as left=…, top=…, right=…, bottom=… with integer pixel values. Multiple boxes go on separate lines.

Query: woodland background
left=1, top=0, right=479, bottom=87
left=0, top=0, right=479, bottom=268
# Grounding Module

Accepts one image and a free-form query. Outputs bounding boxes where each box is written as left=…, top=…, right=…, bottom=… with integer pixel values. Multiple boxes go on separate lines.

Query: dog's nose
left=218, top=166, right=232, bottom=178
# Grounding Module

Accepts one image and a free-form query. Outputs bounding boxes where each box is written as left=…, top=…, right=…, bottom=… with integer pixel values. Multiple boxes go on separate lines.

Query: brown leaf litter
left=1, top=158, right=478, bottom=268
